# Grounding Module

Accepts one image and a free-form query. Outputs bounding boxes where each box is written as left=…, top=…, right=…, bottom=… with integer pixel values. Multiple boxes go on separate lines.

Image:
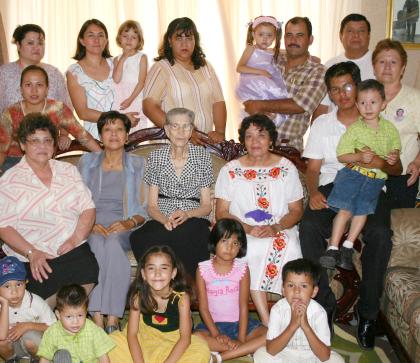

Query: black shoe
left=355, top=308, right=376, bottom=350
left=337, top=246, right=354, bottom=270
left=319, top=249, right=340, bottom=270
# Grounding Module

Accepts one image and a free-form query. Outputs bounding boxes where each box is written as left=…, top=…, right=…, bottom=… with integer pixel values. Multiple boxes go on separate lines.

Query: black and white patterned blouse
left=145, top=144, right=213, bottom=218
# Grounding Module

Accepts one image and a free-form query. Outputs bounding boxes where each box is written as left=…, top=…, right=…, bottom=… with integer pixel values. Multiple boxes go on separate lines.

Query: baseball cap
left=0, top=256, right=27, bottom=286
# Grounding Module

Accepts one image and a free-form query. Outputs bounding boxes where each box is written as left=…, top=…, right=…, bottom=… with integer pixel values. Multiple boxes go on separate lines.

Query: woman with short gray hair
left=130, top=107, right=213, bottom=276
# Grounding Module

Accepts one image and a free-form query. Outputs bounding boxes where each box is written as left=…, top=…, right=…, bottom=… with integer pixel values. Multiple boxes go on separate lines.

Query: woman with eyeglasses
left=0, top=114, right=99, bottom=308
left=130, top=107, right=213, bottom=277
left=0, top=65, right=100, bottom=175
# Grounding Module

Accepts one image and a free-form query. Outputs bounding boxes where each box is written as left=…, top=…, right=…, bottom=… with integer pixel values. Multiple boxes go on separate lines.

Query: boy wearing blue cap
left=0, top=256, right=56, bottom=362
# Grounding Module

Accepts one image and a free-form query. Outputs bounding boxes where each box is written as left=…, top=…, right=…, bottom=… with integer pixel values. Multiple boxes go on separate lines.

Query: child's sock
left=327, top=245, right=339, bottom=251
left=343, top=240, right=354, bottom=249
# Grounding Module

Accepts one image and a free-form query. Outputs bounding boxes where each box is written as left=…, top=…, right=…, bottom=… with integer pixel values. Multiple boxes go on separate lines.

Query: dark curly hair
left=128, top=245, right=189, bottom=314
left=97, top=111, right=131, bottom=135
left=238, top=114, right=278, bottom=147
left=155, top=17, right=206, bottom=69
left=17, top=113, right=58, bottom=146
left=73, top=19, right=111, bottom=60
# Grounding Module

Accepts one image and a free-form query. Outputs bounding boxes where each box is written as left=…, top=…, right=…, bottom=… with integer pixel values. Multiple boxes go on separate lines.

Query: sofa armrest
left=389, top=208, right=420, bottom=269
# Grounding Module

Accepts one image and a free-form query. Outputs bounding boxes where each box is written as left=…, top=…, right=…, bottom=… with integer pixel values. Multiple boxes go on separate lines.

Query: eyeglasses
left=329, top=83, right=354, bottom=95
left=25, top=138, right=54, bottom=146
left=167, top=123, right=193, bottom=131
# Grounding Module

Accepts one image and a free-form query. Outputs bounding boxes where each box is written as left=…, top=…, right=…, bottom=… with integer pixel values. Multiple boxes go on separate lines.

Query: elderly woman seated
left=130, top=107, right=213, bottom=277
left=0, top=65, right=100, bottom=174
left=0, top=113, right=98, bottom=307
left=78, top=111, right=148, bottom=333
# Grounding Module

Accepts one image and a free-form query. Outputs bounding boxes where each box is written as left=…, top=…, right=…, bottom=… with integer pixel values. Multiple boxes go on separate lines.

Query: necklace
left=21, top=99, right=47, bottom=116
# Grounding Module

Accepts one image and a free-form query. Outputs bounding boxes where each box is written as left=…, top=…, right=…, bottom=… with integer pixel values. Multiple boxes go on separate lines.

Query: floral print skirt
left=245, top=227, right=302, bottom=294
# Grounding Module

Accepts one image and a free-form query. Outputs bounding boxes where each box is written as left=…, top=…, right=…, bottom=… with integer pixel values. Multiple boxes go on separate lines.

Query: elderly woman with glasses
left=130, top=107, right=213, bottom=276
left=0, top=114, right=98, bottom=307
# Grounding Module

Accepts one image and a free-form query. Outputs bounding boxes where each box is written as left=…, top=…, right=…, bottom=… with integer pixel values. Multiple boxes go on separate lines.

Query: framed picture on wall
left=387, top=0, right=420, bottom=48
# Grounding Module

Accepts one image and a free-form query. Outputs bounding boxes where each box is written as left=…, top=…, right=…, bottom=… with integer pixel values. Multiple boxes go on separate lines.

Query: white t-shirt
left=267, top=298, right=330, bottom=353
left=321, top=50, right=375, bottom=107
left=303, top=110, right=346, bottom=186
left=9, top=290, right=56, bottom=326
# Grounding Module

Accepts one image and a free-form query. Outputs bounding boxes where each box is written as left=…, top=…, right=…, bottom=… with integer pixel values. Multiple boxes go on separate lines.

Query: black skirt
left=25, top=242, right=99, bottom=299
left=130, top=218, right=210, bottom=277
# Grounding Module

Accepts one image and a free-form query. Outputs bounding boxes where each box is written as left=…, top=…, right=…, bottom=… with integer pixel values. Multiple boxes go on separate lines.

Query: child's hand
left=386, top=150, right=400, bottom=165
left=258, top=69, right=272, bottom=78
left=290, top=301, right=301, bottom=329
left=295, top=301, right=309, bottom=328
left=120, top=98, right=133, bottom=110
left=0, top=295, right=8, bottom=307
left=359, top=147, right=375, bottom=164
left=227, top=339, right=240, bottom=350
left=7, top=323, right=28, bottom=341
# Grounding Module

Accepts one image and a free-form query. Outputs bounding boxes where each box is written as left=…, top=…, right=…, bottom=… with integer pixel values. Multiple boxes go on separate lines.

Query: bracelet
left=26, top=249, right=33, bottom=260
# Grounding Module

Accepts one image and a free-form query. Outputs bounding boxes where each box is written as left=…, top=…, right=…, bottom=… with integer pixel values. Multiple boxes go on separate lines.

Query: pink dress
left=198, top=258, right=247, bottom=322
left=236, top=48, right=288, bottom=127
left=113, top=51, right=149, bottom=133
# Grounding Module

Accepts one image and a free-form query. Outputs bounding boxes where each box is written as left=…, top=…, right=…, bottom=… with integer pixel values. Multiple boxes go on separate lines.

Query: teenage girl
left=194, top=219, right=267, bottom=363
left=108, top=245, right=210, bottom=363
left=113, top=20, right=148, bottom=133
left=236, top=15, right=288, bottom=126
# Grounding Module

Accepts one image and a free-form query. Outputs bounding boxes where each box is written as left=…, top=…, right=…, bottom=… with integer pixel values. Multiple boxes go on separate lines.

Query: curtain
left=0, top=0, right=361, bottom=140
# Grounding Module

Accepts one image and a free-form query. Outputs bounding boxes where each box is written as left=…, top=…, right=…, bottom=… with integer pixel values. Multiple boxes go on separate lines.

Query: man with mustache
left=244, top=17, right=326, bottom=152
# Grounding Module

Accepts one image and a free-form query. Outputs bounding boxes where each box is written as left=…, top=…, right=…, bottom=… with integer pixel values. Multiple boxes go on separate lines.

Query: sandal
left=105, top=325, right=120, bottom=334
left=210, top=351, right=222, bottom=363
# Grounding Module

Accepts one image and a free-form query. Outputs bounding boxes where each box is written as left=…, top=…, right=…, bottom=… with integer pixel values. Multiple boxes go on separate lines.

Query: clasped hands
left=289, top=300, right=310, bottom=331
left=164, top=210, right=190, bottom=231
left=93, top=219, right=135, bottom=237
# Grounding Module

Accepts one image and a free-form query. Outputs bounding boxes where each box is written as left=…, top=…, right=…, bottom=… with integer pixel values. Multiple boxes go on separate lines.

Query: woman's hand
left=190, top=129, right=205, bottom=146
left=29, top=249, right=54, bottom=283
left=249, top=225, right=277, bottom=238
left=126, top=112, right=140, bottom=128
left=406, top=161, right=420, bottom=186
left=57, top=239, right=76, bottom=256
left=207, top=131, right=225, bottom=144
left=107, top=219, right=135, bottom=234
left=92, top=224, right=109, bottom=236
left=120, top=98, right=133, bottom=110
left=168, top=210, right=190, bottom=228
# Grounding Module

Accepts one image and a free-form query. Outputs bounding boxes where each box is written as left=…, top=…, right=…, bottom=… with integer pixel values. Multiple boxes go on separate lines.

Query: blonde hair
left=246, top=16, right=281, bottom=63
left=116, top=20, right=144, bottom=51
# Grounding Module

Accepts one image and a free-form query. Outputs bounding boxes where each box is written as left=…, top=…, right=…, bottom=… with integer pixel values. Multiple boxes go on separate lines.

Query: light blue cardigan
left=78, top=151, right=148, bottom=223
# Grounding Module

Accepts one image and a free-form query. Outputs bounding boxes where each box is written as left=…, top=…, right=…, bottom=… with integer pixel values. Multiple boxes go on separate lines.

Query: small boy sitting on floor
left=0, top=256, right=56, bottom=362
left=254, top=258, right=344, bottom=363
left=37, top=284, right=115, bottom=363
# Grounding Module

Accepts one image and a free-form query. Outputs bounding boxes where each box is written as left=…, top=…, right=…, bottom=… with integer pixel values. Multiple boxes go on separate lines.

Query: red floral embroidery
left=243, top=169, right=257, bottom=180
left=269, top=167, right=280, bottom=178
left=257, top=197, right=269, bottom=209
left=265, top=263, right=278, bottom=279
left=273, top=236, right=286, bottom=251
left=229, top=170, right=235, bottom=179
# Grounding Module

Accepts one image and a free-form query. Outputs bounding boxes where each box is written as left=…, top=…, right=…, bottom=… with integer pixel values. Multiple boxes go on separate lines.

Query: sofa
left=381, top=208, right=420, bottom=363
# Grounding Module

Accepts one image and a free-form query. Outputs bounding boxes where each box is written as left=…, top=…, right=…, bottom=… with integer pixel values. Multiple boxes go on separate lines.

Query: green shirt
left=37, top=319, right=115, bottom=363
left=336, top=116, right=401, bottom=179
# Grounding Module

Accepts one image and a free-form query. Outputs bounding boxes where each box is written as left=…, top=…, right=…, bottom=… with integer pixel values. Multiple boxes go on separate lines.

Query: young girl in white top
left=113, top=20, right=148, bottom=133
left=236, top=16, right=288, bottom=126
left=194, top=219, right=267, bottom=363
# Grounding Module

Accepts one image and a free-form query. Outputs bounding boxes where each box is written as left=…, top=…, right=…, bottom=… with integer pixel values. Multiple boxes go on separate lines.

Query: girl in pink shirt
left=194, top=219, right=267, bottom=362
